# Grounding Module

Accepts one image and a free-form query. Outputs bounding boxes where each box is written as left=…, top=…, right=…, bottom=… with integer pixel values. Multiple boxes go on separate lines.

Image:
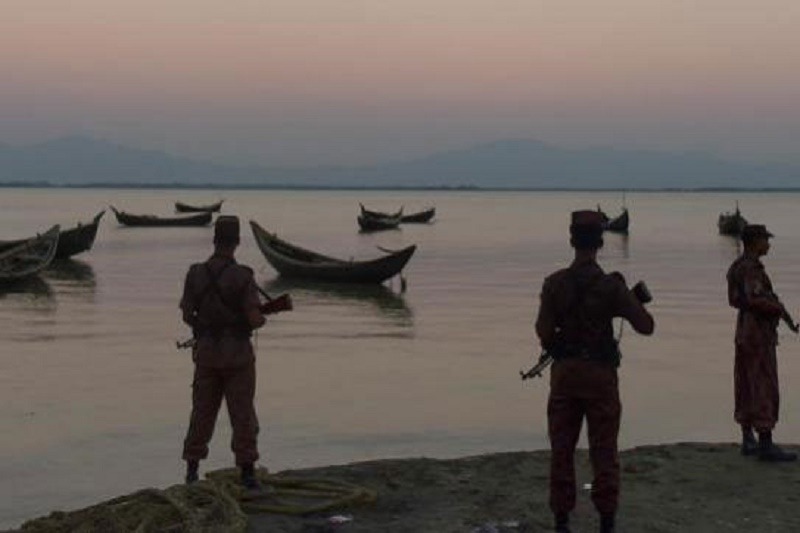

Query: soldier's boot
left=240, top=462, right=262, bottom=490
left=758, top=431, right=797, bottom=462
left=554, top=513, right=571, bottom=533
left=740, top=426, right=758, bottom=457
left=185, top=460, right=199, bottom=485
left=599, top=513, right=616, bottom=533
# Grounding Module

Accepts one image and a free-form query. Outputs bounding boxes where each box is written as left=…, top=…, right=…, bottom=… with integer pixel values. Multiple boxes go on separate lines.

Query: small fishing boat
left=604, top=208, right=629, bottom=234
left=110, top=206, right=212, bottom=227
left=175, top=200, right=224, bottom=213
left=0, top=211, right=104, bottom=259
left=250, top=220, right=416, bottom=283
left=359, top=203, right=403, bottom=220
left=400, top=207, right=436, bottom=224
left=718, top=203, right=748, bottom=237
left=357, top=214, right=401, bottom=232
left=0, top=225, right=60, bottom=282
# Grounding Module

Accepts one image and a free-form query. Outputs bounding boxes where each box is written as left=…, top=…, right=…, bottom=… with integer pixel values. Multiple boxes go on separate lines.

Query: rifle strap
left=192, top=259, right=243, bottom=321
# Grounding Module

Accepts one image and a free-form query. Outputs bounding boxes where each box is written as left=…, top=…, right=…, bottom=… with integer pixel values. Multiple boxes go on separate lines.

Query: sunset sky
left=2, top=1, right=799, bottom=166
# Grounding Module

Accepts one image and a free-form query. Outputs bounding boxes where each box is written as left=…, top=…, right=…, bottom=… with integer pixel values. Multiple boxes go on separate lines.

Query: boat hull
left=0, top=225, right=60, bottom=282
left=251, top=221, right=415, bottom=284
left=111, top=207, right=212, bottom=227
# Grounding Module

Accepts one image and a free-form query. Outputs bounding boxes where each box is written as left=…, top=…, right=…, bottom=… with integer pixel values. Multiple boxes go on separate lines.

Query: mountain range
left=1, top=136, right=798, bottom=189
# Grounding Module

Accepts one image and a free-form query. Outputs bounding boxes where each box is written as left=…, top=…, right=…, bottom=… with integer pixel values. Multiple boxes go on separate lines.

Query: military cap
left=214, top=215, right=240, bottom=244
left=570, top=210, right=606, bottom=231
left=741, top=224, right=773, bottom=243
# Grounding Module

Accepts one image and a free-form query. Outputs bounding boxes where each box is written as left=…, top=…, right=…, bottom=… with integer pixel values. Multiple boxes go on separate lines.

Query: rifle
left=176, top=290, right=293, bottom=350
left=521, top=280, right=653, bottom=381
left=770, top=292, right=799, bottom=333
left=520, top=351, right=552, bottom=381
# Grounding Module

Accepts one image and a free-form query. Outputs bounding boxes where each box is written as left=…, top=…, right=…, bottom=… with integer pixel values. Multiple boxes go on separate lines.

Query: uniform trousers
left=182, top=360, right=259, bottom=465
left=548, top=358, right=620, bottom=515
left=734, top=342, right=779, bottom=432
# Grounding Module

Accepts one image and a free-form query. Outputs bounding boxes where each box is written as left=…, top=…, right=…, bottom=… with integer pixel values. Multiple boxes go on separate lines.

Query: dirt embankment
left=12, top=443, right=800, bottom=532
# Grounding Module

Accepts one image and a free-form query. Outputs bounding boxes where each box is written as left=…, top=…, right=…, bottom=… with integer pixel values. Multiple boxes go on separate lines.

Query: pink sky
left=2, top=0, right=800, bottom=165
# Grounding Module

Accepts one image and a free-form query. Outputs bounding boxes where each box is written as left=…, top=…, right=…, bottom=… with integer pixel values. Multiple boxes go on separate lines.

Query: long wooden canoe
left=110, top=206, right=212, bottom=227
left=359, top=203, right=403, bottom=220
left=604, top=208, right=629, bottom=234
left=175, top=200, right=224, bottom=213
left=0, top=211, right=104, bottom=258
left=401, top=207, right=436, bottom=223
left=250, top=220, right=416, bottom=283
left=0, top=225, right=60, bottom=282
left=357, top=214, right=401, bottom=232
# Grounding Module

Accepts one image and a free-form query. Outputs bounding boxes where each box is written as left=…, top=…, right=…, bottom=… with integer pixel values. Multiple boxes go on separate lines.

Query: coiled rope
left=21, top=468, right=377, bottom=532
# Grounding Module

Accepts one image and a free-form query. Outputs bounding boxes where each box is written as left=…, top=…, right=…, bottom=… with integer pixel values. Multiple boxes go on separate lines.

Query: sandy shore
left=12, top=443, right=800, bottom=532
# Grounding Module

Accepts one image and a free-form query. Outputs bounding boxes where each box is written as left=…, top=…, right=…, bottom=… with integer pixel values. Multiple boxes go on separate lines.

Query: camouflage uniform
left=180, top=253, right=263, bottom=466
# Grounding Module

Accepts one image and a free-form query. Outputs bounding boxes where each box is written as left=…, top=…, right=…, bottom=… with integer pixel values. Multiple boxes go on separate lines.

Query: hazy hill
left=1, top=136, right=798, bottom=189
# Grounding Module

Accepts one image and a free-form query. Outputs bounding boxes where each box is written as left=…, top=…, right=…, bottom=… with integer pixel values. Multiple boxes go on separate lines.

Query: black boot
left=185, top=460, right=199, bottom=485
left=554, top=513, right=571, bottom=533
left=741, top=426, right=758, bottom=456
left=758, top=431, right=797, bottom=462
left=240, top=462, right=262, bottom=490
left=600, top=513, right=616, bottom=533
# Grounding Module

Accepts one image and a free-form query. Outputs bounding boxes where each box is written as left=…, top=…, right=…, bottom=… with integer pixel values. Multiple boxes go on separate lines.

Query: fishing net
left=20, top=468, right=377, bottom=533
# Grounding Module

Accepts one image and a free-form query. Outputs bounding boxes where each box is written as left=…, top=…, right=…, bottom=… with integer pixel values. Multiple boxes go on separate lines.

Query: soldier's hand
left=609, top=271, right=627, bottom=286
left=790, top=321, right=800, bottom=334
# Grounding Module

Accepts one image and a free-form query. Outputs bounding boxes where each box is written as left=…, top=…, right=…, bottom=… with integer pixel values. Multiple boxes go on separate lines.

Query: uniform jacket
left=727, top=256, right=782, bottom=347
left=536, top=258, right=641, bottom=358
left=180, top=254, right=262, bottom=368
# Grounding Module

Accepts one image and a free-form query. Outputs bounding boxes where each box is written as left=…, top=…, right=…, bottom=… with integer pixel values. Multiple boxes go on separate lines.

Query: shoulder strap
left=196, top=259, right=240, bottom=316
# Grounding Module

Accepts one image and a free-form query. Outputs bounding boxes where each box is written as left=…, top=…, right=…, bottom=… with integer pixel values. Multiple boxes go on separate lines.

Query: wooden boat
left=54, top=211, right=105, bottom=258
left=175, top=200, right=224, bottom=213
left=250, top=220, right=416, bottom=283
left=0, top=211, right=104, bottom=258
left=357, top=214, right=401, bottom=232
left=110, top=206, right=212, bottom=227
left=604, top=208, right=629, bottom=234
left=359, top=203, right=403, bottom=220
left=718, top=203, right=747, bottom=237
left=400, top=207, right=436, bottom=224
left=0, top=225, right=60, bottom=282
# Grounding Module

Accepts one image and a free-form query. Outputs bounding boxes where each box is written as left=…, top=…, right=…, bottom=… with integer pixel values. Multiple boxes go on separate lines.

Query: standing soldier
left=180, top=215, right=267, bottom=488
left=727, top=224, right=798, bottom=462
left=535, top=210, right=654, bottom=533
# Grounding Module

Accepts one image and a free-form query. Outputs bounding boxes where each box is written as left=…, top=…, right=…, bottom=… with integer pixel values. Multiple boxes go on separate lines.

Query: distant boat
left=360, top=203, right=435, bottom=224
left=401, top=207, right=436, bottom=224
left=250, top=220, right=416, bottom=284
left=0, top=211, right=104, bottom=259
left=110, top=206, right=212, bottom=227
left=175, top=200, right=224, bottom=213
left=718, top=203, right=747, bottom=237
left=359, top=203, right=403, bottom=220
left=604, top=208, right=629, bottom=234
left=357, top=214, right=401, bottom=232
left=0, top=225, right=60, bottom=282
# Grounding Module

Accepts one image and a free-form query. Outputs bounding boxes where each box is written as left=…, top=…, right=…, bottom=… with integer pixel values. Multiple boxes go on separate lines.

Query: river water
left=2, top=188, right=800, bottom=528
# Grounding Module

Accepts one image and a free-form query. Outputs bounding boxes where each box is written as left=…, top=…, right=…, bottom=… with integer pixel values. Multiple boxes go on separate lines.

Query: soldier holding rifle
left=179, top=215, right=290, bottom=488
left=534, top=210, right=654, bottom=533
left=727, top=224, right=798, bottom=462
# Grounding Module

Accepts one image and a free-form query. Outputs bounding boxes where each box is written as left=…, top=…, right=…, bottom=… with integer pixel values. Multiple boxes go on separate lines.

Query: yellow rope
left=20, top=468, right=376, bottom=532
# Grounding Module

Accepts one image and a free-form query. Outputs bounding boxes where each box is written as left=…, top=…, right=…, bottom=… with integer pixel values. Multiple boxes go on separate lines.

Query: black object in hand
left=632, top=281, right=652, bottom=304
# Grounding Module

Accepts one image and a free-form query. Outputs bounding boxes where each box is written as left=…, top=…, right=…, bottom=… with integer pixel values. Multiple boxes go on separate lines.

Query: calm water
left=2, top=189, right=800, bottom=527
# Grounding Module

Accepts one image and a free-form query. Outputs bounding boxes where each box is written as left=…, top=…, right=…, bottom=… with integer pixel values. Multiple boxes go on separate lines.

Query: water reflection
left=45, top=259, right=96, bottom=287
left=0, top=276, right=56, bottom=316
left=0, top=275, right=53, bottom=299
left=263, top=278, right=413, bottom=326
left=718, top=235, right=742, bottom=262
left=604, top=232, right=630, bottom=259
